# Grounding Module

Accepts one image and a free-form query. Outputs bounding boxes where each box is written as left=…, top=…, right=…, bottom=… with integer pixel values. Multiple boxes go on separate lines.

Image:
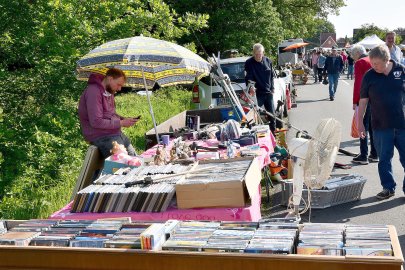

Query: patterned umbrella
left=76, top=36, right=211, bottom=88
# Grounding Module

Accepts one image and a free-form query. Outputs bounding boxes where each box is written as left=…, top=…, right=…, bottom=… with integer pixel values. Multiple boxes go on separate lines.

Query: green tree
left=0, top=0, right=207, bottom=219
left=272, top=0, right=344, bottom=39
left=167, top=0, right=345, bottom=57
left=352, top=23, right=387, bottom=43
left=167, top=0, right=283, bottom=56
left=304, top=18, right=336, bottom=46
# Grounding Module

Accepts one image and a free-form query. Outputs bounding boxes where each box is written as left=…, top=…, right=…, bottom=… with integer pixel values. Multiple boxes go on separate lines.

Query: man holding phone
left=78, top=68, right=140, bottom=158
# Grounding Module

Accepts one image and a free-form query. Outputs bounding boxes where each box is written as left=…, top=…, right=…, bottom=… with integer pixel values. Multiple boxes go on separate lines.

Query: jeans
left=317, top=67, right=324, bottom=82
left=327, top=73, right=339, bottom=98
left=92, top=133, right=136, bottom=159
left=256, top=93, right=276, bottom=133
left=359, top=105, right=377, bottom=158
left=373, top=128, right=405, bottom=192
left=347, top=65, right=354, bottom=79
left=313, top=64, right=319, bottom=82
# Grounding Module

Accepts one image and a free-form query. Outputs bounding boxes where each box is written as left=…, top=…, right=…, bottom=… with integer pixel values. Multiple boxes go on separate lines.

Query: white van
left=193, top=57, right=288, bottom=124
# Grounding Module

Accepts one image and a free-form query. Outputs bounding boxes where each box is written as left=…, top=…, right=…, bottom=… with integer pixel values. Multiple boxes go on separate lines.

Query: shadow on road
left=296, top=98, right=330, bottom=104
left=267, top=196, right=404, bottom=223
left=340, top=139, right=360, bottom=148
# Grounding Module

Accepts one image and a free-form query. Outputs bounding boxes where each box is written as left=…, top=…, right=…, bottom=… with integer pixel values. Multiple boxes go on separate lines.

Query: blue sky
left=328, top=0, right=405, bottom=38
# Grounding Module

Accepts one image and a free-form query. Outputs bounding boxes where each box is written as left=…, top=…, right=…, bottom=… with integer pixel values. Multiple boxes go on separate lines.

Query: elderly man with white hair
left=358, top=44, right=405, bottom=200
left=245, top=43, right=276, bottom=134
left=350, top=44, right=378, bottom=165
left=385, top=31, right=403, bottom=63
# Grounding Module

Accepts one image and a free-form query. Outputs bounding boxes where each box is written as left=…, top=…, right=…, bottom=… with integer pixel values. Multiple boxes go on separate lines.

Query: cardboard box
left=175, top=157, right=261, bottom=209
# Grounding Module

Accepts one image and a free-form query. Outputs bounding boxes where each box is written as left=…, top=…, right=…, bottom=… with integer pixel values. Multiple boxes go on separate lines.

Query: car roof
left=220, top=56, right=250, bottom=64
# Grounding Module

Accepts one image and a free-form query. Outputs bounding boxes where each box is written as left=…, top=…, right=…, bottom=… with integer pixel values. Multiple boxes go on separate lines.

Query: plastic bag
left=351, top=106, right=359, bottom=138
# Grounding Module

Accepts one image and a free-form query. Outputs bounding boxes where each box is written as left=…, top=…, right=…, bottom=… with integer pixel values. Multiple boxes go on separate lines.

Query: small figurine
left=110, top=141, right=142, bottom=166
left=154, top=145, right=168, bottom=165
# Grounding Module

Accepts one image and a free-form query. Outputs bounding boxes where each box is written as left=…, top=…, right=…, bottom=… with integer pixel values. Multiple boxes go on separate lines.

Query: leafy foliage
left=353, top=23, right=402, bottom=44
left=167, top=0, right=344, bottom=57
left=0, top=0, right=204, bottom=219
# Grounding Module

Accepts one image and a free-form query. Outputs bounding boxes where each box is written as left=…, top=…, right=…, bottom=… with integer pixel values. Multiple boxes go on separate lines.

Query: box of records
left=175, top=158, right=261, bottom=209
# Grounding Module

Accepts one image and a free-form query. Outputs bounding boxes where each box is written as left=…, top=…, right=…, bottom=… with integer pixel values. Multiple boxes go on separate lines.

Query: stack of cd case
left=103, top=222, right=153, bottom=249
left=162, top=221, right=220, bottom=252
left=71, top=182, right=176, bottom=213
left=297, top=223, right=345, bottom=256
left=344, top=225, right=392, bottom=256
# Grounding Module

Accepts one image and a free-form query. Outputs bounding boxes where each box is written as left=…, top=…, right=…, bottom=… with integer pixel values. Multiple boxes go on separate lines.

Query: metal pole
left=141, top=66, right=160, bottom=145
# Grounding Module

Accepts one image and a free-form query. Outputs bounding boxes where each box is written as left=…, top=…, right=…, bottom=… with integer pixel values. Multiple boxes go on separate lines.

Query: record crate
left=281, top=174, right=367, bottom=209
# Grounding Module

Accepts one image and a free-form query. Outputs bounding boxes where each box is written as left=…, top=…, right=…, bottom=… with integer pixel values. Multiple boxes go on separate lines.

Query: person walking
left=323, top=46, right=344, bottom=101
left=350, top=44, right=378, bottom=165
left=385, top=31, right=403, bottom=63
left=245, top=43, right=276, bottom=134
left=311, top=50, right=320, bottom=83
left=78, top=68, right=139, bottom=158
left=317, top=51, right=326, bottom=83
left=347, top=53, right=354, bottom=80
left=358, top=45, right=405, bottom=200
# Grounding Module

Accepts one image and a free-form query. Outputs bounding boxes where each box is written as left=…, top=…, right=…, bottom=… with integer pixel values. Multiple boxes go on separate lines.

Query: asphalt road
left=269, top=74, right=405, bottom=256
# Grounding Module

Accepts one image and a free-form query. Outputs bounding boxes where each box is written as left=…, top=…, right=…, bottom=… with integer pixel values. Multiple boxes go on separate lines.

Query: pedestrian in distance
left=323, top=46, right=344, bottom=101
left=347, top=53, right=354, bottom=80
left=245, top=43, right=276, bottom=134
left=350, top=44, right=378, bottom=165
left=78, top=68, right=140, bottom=158
left=385, top=31, right=403, bottom=63
left=316, top=50, right=326, bottom=83
left=311, top=50, right=320, bottom=83
left=357, top=44, right=405, bottom=200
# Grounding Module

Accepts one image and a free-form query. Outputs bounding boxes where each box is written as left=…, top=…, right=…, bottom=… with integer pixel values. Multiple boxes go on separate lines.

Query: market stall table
left=50, top=133, right=276, bottom=222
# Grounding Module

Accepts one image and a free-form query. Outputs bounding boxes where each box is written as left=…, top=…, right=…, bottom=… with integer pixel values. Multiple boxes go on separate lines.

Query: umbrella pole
left=141, top=66, right=160, bottom=146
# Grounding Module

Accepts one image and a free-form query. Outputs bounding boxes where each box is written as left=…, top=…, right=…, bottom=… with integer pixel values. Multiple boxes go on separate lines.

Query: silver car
left=194, top=57, right=288, bottom=125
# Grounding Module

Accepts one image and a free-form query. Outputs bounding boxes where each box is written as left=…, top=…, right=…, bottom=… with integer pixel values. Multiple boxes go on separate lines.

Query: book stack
left=344, top=225, right=393, bottom=256
left=297, top=223, right=345, bottom=256
left=140, top=223, right=167, bottom=250
left=162, top=221, right=220, bottom=252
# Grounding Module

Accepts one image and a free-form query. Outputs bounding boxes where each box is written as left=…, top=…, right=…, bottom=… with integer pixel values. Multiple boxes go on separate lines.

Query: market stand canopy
left=76, top=36, right=211, bottom=88
left=282, top=42, right=309, bottom=51
left=356, top=34, right=385, bottom=50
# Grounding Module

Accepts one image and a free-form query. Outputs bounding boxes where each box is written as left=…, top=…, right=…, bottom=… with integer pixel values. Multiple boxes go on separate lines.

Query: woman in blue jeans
left=357, top=45, right=405, bottom=200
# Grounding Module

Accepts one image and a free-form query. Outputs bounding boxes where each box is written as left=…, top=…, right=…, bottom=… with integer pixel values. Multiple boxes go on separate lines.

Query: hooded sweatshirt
left=78, top=73, right=122, bottom=142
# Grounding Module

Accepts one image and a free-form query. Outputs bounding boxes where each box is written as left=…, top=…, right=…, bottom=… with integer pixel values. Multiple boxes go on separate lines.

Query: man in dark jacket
left=78, top=68, right=139, bottom=158
left=324, top=46, right=344, bottom=101
left=245, top=43, right=276, bottom=133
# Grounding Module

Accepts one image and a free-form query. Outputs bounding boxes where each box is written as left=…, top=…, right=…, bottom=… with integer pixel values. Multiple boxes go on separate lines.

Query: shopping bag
left=351, top=106, right=359, bottom=138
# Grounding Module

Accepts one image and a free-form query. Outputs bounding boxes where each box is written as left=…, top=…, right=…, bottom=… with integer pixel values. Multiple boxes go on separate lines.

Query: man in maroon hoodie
left=78, top=68, right=139, bottom=158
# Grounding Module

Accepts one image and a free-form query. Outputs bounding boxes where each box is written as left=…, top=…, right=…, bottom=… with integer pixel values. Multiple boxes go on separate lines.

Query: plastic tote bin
left=281, top=174, right=367, bottom=209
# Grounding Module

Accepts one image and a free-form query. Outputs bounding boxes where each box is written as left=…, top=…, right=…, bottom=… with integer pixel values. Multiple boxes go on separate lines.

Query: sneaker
left=368, top=155, right=379, bottom=162
left=330, top=96, right=334, bottom=101
left=352, top=155, right=368, bottom=165
left=376, top=189, right=395, bottom=200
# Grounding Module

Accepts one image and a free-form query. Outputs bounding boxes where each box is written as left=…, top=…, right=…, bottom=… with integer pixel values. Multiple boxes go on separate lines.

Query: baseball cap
left=332, top=46, right=337, bottom=50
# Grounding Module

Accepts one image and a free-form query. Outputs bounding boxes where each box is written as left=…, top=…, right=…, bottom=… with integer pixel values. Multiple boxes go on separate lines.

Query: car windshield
left=221, top=62, right=245, bottom=83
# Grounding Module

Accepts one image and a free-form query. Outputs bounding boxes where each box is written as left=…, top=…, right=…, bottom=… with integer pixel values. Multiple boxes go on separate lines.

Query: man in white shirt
left=385, top=31, right=403, bottom=63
